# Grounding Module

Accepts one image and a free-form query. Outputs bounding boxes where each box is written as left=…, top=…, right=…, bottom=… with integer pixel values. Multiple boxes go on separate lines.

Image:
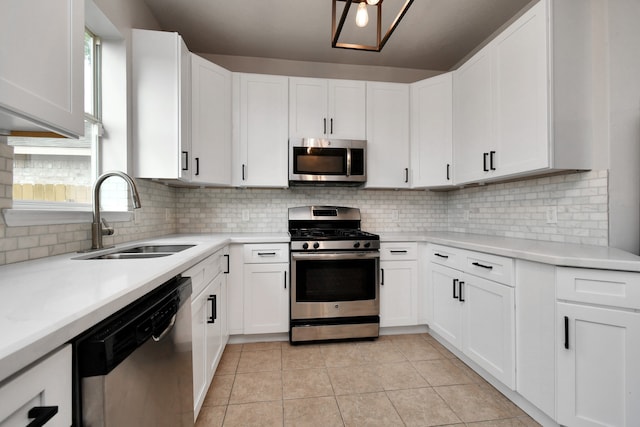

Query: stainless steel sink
left=76, top=244, right=196, bottom=260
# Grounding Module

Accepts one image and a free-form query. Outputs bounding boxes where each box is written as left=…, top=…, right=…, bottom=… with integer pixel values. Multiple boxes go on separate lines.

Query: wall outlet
left=463, top=210, right=470, bottom=222
left=242, top=209, right=250, bottom=222
left=546, top=206, right=558, bottom=224
left=391, top=209, right=399, bottom=221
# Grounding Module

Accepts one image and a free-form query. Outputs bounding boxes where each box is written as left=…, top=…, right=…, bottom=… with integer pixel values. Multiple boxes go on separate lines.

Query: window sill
left=2, top=207, right=133, bottom=227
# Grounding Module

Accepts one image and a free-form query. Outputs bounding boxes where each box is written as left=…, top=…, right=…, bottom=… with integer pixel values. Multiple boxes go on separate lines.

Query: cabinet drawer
left=184, top=248, right=228, bottom=295
left=0, top=345, right=72, bottom=427
left=244, top=244, right=289, bottom=263
left=557, top=267, right=640, bottom=309
left=428, top=244, right=464, bottom=269
left=464, top=251, right=514, bottom=286
left=380, top=242, right=417, bottom=260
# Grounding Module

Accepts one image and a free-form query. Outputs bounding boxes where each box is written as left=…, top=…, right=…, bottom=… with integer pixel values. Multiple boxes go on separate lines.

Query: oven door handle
left=291, top=251, right=381, bottom=261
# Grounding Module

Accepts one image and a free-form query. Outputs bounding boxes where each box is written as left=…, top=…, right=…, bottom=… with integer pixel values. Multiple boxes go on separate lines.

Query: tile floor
left=195, top=333, right=540, bottom=427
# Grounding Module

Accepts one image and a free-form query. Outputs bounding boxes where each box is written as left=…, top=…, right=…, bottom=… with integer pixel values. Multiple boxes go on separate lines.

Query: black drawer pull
left=195, top=157, right=200, bottom=176
left=472, top=262, right=493, bottom=270
left=564, top=316, right=569, bottom=350
left=224, top=254, right=230, bottom=274
left=381, top=268, right=384, bottom=286
left=434, top=253, right=449, bottom=259
left=182, top=151, right=189, bottom=171
left=483, top=152, right=489, bottom=172
left=27, top=406, right=58, bottom=427
left=459, top=281, right=465, bottom=302
left=452, top=278, right=458, bottom=299
left=242, top=164, right=246, bottom=180
left=390, top=250, right=408, bottom=254
left=207, top=295, right=217, bottom=324
left=446, top=163, right=450, bottom=180
left=258, top=252, right=277, bottom=256
left=489, top=150, right=496, bottom=170
left=404, top=167, right=409, bottom=183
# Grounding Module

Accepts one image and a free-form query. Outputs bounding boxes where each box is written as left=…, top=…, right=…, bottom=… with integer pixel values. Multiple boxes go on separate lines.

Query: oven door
left=290, top=251, right=379, bottom=320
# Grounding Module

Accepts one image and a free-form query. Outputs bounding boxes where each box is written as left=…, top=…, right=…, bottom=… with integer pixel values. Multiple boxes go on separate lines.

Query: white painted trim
left=2, top=207, right=132, bottom=226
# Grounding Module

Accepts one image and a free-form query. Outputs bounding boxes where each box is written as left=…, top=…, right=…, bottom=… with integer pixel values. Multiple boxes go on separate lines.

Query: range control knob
left=313, top=242, right=320, bottom=249
left=302, top=242, right=309, bottom=250
left=353, top=241, right=361, bottom=248
left=364, top=242, right=371, bottom=248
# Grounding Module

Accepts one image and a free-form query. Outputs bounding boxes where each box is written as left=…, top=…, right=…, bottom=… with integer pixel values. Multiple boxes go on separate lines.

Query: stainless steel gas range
left=288, top=206, right=380, bottom=343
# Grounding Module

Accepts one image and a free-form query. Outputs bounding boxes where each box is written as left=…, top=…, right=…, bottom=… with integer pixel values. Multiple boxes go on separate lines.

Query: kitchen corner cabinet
left=427, top=244, right=515, bottom=389
left=243, top=244, right=289, bottom=334
left=183, top=247, right=229, bottom=419
left=365, top=82, right=410, bottom=189
left=0, top=0, right=84, bottom=138
left=191, top=54, right=232, bottom=186
left=232, top=73, right=288, bottom=187
left=410, top=73, right=453, bottom=188
left=556, top=268, right=640, bottom=427
left=453, top=0, right=593, bottom=185
left=289, top=77, right=366, bottom=140
left=0, top=345, right=72, bottom=426
left=380, top=243, right=418, bottom=327
left=133, top=29, right=192, bottom=182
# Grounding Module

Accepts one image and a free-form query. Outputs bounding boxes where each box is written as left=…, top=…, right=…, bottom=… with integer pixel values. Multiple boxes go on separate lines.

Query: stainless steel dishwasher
left=72, top=275, right=193, bottom=427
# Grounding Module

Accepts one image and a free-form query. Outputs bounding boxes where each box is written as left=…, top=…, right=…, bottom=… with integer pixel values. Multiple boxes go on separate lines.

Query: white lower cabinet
left=0, top=345, right=72, bottom=427
left=380, top=243, right=418, bottom=327
left=429, top=263, right=463, bottom=348
left=243, top=262, right=289, bottom=334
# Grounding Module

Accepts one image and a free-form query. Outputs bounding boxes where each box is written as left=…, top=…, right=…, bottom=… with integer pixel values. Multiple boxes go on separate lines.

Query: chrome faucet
left=91, top=171, right=142, bottom=250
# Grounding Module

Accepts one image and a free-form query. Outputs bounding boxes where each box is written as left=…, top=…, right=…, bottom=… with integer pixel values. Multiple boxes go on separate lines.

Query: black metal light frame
left=331, top=0, right=414, bottom=52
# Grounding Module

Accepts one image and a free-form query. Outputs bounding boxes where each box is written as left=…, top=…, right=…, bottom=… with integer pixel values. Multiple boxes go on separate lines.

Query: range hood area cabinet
left=289, top=77, right=366, bottom=140
left=0, top=0, right=84, bottom=138
left=231, top=73, right=289, bottom=188
left=453, top=0, right=594, bottom=185
left=132, top=29, right=232, bottom=186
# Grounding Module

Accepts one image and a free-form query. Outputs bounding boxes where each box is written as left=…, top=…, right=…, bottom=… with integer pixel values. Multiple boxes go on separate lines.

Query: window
left=8, top=29, right=101, bottom=207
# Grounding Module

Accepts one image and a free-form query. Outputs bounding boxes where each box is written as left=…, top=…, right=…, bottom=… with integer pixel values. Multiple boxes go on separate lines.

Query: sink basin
left=76, top=244, right=196, bottom=260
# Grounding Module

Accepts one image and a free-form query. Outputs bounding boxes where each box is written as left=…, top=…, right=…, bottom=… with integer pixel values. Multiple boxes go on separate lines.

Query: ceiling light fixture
left=331, top=0, right=414, bottom=52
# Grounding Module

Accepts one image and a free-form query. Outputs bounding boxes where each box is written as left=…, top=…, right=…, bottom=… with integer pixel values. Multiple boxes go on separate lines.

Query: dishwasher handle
left=152, top=313, right=177, bottom=342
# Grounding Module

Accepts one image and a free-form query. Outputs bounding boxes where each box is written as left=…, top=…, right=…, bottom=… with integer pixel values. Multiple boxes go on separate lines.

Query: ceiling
left=142, top=0, right=533, bottom=71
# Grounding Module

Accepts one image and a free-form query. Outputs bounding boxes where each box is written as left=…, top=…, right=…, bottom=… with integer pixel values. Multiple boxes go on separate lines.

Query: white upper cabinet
left=453, top=0, right=594, bottom=185
left=191, top=54, right=232, bottom=186
left=0, top=0, right=84, bottom=138
left=410, top=73, right=453, bottom=188
left=132, top=29, right=192, bottom=182
left=289, top=77, right=366, bottom=140
left=232, top=73, right=288, bottom=187
left=365, top=82, right=410, bottom=189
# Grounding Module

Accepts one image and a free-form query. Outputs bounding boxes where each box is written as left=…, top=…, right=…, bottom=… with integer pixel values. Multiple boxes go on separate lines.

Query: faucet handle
left=101, top=218, right=115, bottom=236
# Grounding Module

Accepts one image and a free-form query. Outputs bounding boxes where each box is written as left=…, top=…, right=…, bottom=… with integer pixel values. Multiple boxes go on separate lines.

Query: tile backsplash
left=0, top=137, right=610, bottom=266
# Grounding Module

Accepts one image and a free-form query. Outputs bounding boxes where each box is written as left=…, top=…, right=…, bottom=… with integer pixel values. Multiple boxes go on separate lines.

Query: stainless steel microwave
left=289, top=138, right=366, bottom=186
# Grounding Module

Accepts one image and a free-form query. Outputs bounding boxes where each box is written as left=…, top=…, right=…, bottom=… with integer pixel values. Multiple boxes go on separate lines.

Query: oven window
left=295, top=258, right=377, bottom=302
left=293, top=147, right=347, bottom=175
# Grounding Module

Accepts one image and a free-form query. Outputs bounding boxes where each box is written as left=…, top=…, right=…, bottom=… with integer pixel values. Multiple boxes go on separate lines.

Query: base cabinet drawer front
left=243, top=243, right=289, bottom=264
left=428, top=243, right=464, bottom=269
left=557, top=267, right=640, bottom=310
left=380, top=242, right=418, bottom=261
left=557, top=302, right=640, bottom=427
left=0, top=345, right=72, bottom=427
left=464, top=251, right=514, bottom=286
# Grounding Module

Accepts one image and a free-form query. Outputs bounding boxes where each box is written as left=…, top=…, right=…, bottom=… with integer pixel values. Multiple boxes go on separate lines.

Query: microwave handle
left=346, top=148, right=351, bottom=177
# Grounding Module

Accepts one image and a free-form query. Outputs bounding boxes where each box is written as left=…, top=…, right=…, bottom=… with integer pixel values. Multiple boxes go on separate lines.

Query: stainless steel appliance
left=289, top=138, right=366, bottom=186
left=73, top=276, right=193, bottom=427
left=289, top=206, right=380, bottom=343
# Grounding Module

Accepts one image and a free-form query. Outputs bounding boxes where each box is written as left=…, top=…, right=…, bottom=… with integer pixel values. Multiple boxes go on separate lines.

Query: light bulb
left=366, top=0, right=380, bottom=5
left=355, top=2, right=369, bottom=28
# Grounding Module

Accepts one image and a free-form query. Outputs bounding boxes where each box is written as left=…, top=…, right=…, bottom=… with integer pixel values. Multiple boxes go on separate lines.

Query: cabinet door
left=557, top=302, right=640, bottom=427
left=236, top=73, right=288, bottom=187
left=327, top=80, right=366, bottom=139
left=205, top=275, right=224, bottom=381
left=493, top=1, right=549, bottom=178
left=453, top=47, right=493, bottom=185
left=289, top=77, right=328, bottom=138
left=191, top=54, right=231, bottom=185
left=428, top=263, right=463, bottom=348
left=243, top=263, right=289, bottom=334
left=0, top=0, right=84, bottom=138
left=191, top=287, right=208, bottom=415
left=410, top=73, right=453, bottom=188
left=133, top=29, right=191, bottom=181
left=380, top=260, right=418, bottom=327
left=365, top=82, right=410, bottom=188
left=462, top=274, right=515, bottom=389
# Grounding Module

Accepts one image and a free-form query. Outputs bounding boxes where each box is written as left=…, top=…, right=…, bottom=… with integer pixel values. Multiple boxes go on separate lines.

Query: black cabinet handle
left=452, top=278, right=459, bottom=299
left=284, top=271, right=287, bottom=289
left=446, top=163, right=450, bottom=181
left=404, top=168, right=409, bottom=183
left=195, top=157, right=200, bottom=176
left=182, top=151, right=189, bottom=171
left=459, top=281, right=465, bottom=302
left=323, top=118, right=327, bottom=134
left=434, top=253, right=449, bottom=259
left=390, top=250, right=408, bottom=254
left=242, top=164, right=246, bottom=180
left=207, top=295, right=217, bottom=324
left=27, top=406, right=58, bottom=427
left=224, top=254, right=230, bottom=274
left=381, top=268, right=384, bottom=285
left=258, top=252, right=277, bottom=256
left=330, top=118, right=333, bottom=134
left=564, top=316, right=569, bottom=349
left=489, top=151, right=496, bottom=170
left=472, top=262, right=493, bottom=270
left=483, top=152, right=489, bottom=172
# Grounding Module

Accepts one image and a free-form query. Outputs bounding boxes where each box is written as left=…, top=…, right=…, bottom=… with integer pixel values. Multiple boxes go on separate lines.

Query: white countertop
left=2, top=230, right=640, bottom=383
